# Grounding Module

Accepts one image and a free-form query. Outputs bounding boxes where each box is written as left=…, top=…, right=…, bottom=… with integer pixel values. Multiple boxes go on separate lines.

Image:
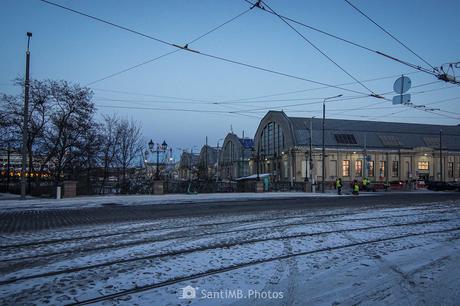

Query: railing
left=164, top=181, right=238, bottom=194
left=271, top=181, right=305, bottom=192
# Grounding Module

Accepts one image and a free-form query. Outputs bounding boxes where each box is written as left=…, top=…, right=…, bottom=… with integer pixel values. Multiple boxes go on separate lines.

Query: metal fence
left=270, top=181, right=306, bottom=192
left=164, top=181, right=238, bottom=194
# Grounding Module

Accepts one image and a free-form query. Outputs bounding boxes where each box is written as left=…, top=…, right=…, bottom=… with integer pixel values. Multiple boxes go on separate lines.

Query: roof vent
left=378, top=135, right=402, bottom=147
left=334, top=134, right=357, bottom=144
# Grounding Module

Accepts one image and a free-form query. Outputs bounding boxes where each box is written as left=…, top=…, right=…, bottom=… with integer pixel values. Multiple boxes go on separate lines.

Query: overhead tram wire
left=219, top=71, right=422, bottom=103
left=86, top=7, right=253, bottom=86
left=94, top=104, right=262, bottom=119
left=243, top=0, right=437, bottom=77
left=91, top=70, right=423, bottom=107
left=37, top=0, right=380, bottom=99
left=86, top=51, right=179, bottom=86
left=258, top=0, right=376, bottom=95
left=92, top=71, right=419, bottom=106
left=343, top=0, right=437, bottom=72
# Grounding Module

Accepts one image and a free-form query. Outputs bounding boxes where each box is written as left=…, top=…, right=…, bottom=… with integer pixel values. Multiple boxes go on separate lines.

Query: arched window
left=260, top=122, right=285, bottom=156
left=223, top=140, right=236, bottom=163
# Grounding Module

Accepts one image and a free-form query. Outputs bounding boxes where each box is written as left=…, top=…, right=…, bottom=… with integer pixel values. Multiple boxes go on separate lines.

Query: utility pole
left=215, top=139, right=223, bottom=182
left=440, top=129, right=443, bottom=182
left=309, top=118, right=314, bottom=192
left=205, top=136, right=208, bottom=180
left=363, top=133, right=367, bottom=178
left=189, top=148, right=193, bottom=182
left=6, top=142, right=11, bottom=193
left=322, top=94, right=342, bottom=193
left=322, top=102, right=325, bottom=193
left=21, top=32, right=32, bottom=199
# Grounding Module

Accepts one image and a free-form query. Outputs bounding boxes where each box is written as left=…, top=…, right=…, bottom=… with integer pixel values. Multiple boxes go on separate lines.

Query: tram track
left=1, top=203, right=455, bottom=250
left=0, top=217, right=457, bottom=286
left=67, top=226, right=460, bottom=305
left=1, top=209, right=458, bottom=263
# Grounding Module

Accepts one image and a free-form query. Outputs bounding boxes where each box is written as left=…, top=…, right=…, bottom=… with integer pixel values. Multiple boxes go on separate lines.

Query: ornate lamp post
left=147, top=139, right=168, bottom=180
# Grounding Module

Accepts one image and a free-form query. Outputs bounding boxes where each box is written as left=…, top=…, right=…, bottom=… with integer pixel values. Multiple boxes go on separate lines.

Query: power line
left=221, top=71, right=421, bottom=103
left=86, top=8, right=252, bottom=86
left=92, top=88, right=215, bottom=102
left=86, top=50, right=179, bottom=86
left=38, top=0, right=379, bottom=98
left=92, top=71, right=419, bottom=105
left=94, top=104, right=261, bottom=119
left=344, top=0, right=437, bottom=72
left=243, top=0, right=437, bottom=76
left=259, top=0, right=375, bottom=95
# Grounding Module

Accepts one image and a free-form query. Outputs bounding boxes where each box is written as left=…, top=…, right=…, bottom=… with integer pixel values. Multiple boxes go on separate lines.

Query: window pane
left=392, top=161, right=399, bottom=177
left=368, top=161, right=374, bottom=177
left=355, top=160, right=362, bottom=177
left=342, top=160, right=350, bottom=177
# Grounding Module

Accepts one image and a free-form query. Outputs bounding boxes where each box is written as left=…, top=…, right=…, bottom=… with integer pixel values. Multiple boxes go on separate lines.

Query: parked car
left=426, top=181, right=460, bottom=191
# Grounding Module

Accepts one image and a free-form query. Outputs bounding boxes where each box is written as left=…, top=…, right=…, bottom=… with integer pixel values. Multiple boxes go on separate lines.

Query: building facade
left=252, top=111, right=460, bottom=185
left=178, top=151, right=199, bottom=180
left=197, top=145, right=221, bottom=180
left=219, top=133, right=254, bottom=181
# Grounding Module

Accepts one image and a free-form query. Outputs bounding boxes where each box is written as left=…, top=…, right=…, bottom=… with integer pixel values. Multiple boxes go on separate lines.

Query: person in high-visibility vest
left=352, top=180, right=359, bottom=195
left=336, top=178, right=343, bottom=195
left=362, top=177, right=369, bottom=191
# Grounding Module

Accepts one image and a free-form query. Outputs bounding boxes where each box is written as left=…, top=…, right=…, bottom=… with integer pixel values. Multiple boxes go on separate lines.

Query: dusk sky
left=1, top=0, right=459, bottom=153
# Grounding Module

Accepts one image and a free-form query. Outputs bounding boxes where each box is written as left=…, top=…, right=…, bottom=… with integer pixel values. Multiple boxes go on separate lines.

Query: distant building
left=178, top=151, right=199, bottom=180
left=252, top=111, right=460, bottom=185
left=219, top=133, right=254, bottom=180
left=197, top=145, right=221, bottom=180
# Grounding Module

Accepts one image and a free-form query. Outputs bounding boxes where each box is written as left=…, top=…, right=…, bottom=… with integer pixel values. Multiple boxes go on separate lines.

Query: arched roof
left=253, top=111, right=296, bottom=154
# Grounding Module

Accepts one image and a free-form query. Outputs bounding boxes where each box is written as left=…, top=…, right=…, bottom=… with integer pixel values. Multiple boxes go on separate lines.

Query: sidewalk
left=0, top=189, right=440, bottom=212
left=0, top=191, right=360, bottom=212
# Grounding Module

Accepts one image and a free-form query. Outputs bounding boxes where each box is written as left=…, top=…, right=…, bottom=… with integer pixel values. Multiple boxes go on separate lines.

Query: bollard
left=56, top=186, right=61, bottom=199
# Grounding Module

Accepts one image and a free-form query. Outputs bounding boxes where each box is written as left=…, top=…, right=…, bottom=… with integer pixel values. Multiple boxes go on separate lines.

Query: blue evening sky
left=1, top=0, right=459, bottom=152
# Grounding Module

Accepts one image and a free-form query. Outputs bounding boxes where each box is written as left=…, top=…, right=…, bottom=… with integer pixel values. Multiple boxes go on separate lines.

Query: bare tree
left=38, top=80, right=95, bottom=184
left=1, top=79, right=51, bottom=191
left=115, top=118, right=143, bottom=193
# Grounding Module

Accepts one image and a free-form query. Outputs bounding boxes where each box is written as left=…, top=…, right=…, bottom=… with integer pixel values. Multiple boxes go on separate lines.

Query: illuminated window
left=355, top=160, right=362, bottom=177
left=392, top=161, right=399, bottom=177
left=448, top=162, right=454, bottom=178
left=379, top=161, right=386, bottom=177
left=418, top=161, right=429, bottom=170
left=342, top=160, right=350, bottom=177
left=368, top=161, right=374, bottom=177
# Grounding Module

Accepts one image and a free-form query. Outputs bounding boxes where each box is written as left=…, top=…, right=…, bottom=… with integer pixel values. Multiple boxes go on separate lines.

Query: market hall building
left=251, top=111, right=460, bottom=186
left=219, top=133, right=254, bottom=181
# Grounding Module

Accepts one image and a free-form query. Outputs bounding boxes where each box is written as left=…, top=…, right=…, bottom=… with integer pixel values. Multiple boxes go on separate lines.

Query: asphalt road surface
left=0, top=193, right=458, bottom=233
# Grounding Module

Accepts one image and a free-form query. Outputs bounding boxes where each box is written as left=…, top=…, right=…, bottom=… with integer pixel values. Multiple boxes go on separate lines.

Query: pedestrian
left=336, top=178, right=342, bottom=195
left=352, top=180, right=359, bottom=195
left=362, top=177, right=369, bottom=191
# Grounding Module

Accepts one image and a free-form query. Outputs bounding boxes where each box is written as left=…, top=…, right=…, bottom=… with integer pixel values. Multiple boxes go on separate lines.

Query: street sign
left=392, top=94, right=411, bottom=105
left=393, top=76, right=411, bottom=94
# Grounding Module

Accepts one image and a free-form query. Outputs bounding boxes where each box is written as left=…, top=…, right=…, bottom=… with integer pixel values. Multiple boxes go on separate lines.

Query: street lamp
left=147, top=139, right=168, bottom=180
left=322, top=94, right=343, bottom=193
left=156, top=140, right=168, bottom=180
left=21, top=32, right=32, bottom=199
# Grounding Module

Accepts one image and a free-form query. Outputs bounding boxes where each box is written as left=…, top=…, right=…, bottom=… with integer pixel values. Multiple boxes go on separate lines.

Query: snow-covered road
left=1, top=200, right=459, bottom=305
